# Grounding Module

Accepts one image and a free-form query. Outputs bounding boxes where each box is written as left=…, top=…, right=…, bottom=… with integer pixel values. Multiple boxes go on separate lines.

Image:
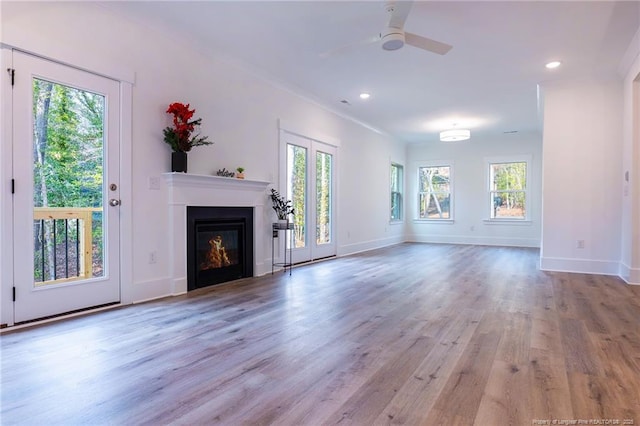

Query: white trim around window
left=484, top=155, right=532, bottom=222
left=390, top=162, right=404, bottom=223
left=415, top=161, right=454, bottom=222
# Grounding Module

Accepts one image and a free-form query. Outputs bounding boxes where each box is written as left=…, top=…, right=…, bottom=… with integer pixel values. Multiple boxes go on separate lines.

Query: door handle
left=109, top=199, right=121, bottom=207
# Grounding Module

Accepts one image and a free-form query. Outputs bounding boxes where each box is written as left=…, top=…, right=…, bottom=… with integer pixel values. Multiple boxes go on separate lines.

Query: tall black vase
left=171, top=151, right=187, bottom=173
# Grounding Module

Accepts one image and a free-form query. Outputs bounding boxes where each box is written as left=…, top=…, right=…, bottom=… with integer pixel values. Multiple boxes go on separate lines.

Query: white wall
left=540, top=79, right=623, bottom=275
left=0, top=1, right=405, bottom=323
left=406, top=132, right=543, bottom=247
left=620, top=29, right=640, bottom=284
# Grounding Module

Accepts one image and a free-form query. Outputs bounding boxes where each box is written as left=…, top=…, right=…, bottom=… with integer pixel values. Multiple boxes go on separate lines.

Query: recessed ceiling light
left=359, top=93, right=370, bottom=100
left=545, top=61, right=562, bottom=69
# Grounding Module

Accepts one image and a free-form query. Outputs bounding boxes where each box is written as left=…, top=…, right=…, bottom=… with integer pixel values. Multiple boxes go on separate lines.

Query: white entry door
left=281, top=131, right=337, bottom=264
left=12, top=51, right=121, bottom=323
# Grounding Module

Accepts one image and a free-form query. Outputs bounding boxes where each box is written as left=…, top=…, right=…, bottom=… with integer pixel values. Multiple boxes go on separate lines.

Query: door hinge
left=7, top=68, right=15, bottom=86
left=11, top=179, right=15, bottom=194
left=12, top=286, right=16, bottom=302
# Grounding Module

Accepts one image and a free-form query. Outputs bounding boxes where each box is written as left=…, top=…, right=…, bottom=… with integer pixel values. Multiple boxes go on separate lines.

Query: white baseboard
left=619, top=261, right=640, bottom=285
left=130, top=277, right=176, bottom=303
left=539, top=257, right=620, bottom=276
left=338, top=236, right=405, bottom=257
left=408, top=234, right=539, bottom=248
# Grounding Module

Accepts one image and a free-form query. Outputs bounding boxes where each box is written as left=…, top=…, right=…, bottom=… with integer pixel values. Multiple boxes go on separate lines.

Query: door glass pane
left=316, top=151, right=332, bottom=245
left=287, top=144, right=306, bottom=248
left=32, top=78, right=105, bottom=285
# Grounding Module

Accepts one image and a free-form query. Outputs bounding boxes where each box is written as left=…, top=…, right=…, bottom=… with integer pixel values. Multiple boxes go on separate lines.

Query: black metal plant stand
left=271, top=222, right=293, bottom=275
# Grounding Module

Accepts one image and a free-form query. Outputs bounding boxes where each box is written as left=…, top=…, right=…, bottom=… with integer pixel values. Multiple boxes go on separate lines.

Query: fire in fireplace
left=200, top=231, right=237, bottom=270
left=187, top=206, right=253, bottom=290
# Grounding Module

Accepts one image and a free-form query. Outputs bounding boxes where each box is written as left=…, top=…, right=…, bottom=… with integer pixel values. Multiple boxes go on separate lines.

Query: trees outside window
left=489, top=161, right=527, bottom=219
left=390, top=163, right=403, bottom=221
left=32, top=79, right=105, bottom=282
left=418, top=165, right=451, bottom=219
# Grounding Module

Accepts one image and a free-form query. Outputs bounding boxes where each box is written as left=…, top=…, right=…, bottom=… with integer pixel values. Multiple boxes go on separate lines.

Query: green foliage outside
left=288, top=145, right=306, bottom=248
left=316, top=152, right=331, bottom=244
left=491, top=162, right=526, bottom=218
left=32, top=79, right=105, bottom=281
left=390, top=164, right=402, bottom=221
left=286, top=145, right=333, bottom=248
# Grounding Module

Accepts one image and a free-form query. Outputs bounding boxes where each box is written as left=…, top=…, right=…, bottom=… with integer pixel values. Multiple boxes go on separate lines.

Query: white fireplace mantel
left=163, top=173, right=271, bottom=294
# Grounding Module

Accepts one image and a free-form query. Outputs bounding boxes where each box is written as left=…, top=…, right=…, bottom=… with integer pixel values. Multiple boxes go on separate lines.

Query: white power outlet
left=577, top=240, right=585, bottom=249
left=149, top=251, right=158, bottom=264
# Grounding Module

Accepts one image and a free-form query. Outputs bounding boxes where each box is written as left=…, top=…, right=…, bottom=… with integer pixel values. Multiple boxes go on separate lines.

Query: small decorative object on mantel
left=269, top=188, right=295, bottom=225
left=163, top=102, right=212, bottom=173
left=236, top=167, right=245, bottom=179
left=216, top=168, right=235, bottom=178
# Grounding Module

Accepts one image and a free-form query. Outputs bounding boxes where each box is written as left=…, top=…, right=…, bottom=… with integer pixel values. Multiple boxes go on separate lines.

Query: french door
left=281, top=131, right=337, bottom=264
left=12, top=51, right=121, bottom=323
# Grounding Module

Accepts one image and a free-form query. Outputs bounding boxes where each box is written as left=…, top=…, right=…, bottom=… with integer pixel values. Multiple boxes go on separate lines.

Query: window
left=489, top=161, right=527, bottom=219
left=418, top=165, right=451, bottom=219
left=390, top=163, right=403, bottom=221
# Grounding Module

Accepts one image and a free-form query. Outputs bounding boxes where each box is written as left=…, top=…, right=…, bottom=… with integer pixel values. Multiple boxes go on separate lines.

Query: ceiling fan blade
left=387, top=1, right=413, bottom=29
left=319, top=35, right=380, bottom=58
left=405, top=32, right=453, bottom=55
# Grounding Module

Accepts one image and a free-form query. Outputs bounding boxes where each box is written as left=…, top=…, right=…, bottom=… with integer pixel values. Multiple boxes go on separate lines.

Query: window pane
left=491, top=162, right=526, bottom=191
left=418, top=165, right=450, bottom=219
left=419, top=193, right=450, bottom=219
left=390, top=164, right=403, bottom=221
left=490, top=161, right=527, bottom=219
left=316, top=151, right=332, bottom=245
left=419, top=166, right=450, bottom=192
left=391, top=192, right=402, bottom=220
left=32, top=78, right=105, bottom=285
left=491, top=191, right=526, bottom=218
left=287, top=144, right=306, bottom=248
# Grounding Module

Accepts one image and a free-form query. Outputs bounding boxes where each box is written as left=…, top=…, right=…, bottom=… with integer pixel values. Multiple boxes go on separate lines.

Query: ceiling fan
left=321, top=1, right=453, bottom=57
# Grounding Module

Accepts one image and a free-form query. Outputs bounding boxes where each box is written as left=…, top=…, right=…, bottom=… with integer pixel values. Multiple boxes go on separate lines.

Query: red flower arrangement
left=163, top=102, right=212, bottom=152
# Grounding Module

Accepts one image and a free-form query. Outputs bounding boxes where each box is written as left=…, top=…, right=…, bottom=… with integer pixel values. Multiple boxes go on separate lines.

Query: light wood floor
left=1, top=243, right=639, bottom=425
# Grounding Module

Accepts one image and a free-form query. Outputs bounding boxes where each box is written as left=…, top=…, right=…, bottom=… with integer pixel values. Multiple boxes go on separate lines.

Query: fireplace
left=186, top=206, right=254, bottom=290
left=164, top=173, right=270, bottom=295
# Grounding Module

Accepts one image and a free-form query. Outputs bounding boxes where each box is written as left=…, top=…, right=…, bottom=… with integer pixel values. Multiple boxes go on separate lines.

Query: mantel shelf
left=162, top=172, right=271, bottom=191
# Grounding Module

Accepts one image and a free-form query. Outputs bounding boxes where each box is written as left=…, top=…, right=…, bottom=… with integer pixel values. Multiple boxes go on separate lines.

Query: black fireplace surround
left=186, top=206, right=254, bottom=291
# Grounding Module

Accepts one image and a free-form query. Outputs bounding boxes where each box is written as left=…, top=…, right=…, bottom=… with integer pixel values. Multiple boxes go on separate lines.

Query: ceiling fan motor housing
left=381, top=27, right=405, bottom=50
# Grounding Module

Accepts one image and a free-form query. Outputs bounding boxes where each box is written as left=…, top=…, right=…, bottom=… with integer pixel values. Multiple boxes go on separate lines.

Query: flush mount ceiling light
left=359, top=92, right=371, bottom=100
left=440, top=127, right=470, bottom=142
left=545, top=61, right=562, bottom=69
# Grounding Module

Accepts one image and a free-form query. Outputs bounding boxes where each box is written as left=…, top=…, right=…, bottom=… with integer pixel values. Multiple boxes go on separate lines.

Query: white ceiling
left=104, top=1, right=639, bottom=144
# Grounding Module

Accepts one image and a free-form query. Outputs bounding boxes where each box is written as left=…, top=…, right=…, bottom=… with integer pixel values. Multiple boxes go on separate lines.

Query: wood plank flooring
left=1, top=243, right=639, bottom=425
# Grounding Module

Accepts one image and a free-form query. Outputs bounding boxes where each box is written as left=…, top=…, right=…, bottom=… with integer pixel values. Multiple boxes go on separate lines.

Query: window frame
left=390, top=162, right=404, bottom=222
left=416, top=162, right=454, bottom=222
left=485, top=155, right=531, bottom=222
